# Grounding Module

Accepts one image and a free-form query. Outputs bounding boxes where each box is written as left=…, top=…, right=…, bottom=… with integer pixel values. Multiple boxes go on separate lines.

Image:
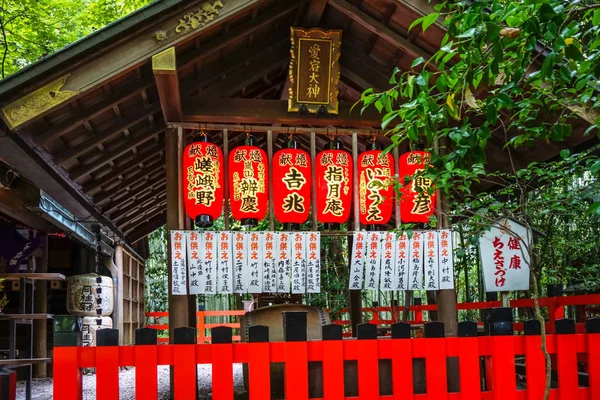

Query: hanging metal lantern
left=399, top=150, right=436, bottom=223
left=272, top=137, right=311, bottom=229
left=182, top=134, right=224, bottom=227
left=229, top=135, right=268, bottom=227
left=358, top=146, right=394, bottom=226
left=315, top=138, right=352, bottom=229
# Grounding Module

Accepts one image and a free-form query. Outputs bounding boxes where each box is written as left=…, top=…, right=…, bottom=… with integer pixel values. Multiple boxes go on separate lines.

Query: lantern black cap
left=195, top=215, right=214, bottom=228
left=241, top=218, right=258, bottom=228
left=327, top=137, right=343, bottom=150
left=284, top=223, right=300, bottom=231
left=324, top=222, right=340, bottom=231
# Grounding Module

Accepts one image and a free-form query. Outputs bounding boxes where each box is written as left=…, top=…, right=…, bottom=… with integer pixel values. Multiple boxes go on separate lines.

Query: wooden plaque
left=288, top=27, right=342, bottom=114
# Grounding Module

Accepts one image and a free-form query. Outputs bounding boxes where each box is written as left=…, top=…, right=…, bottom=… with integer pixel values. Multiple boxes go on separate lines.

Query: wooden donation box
left=288, top=27, right=342, bottom=114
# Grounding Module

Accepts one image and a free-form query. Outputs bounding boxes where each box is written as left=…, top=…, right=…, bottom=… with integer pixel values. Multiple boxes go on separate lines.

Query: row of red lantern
left=183, top=140, right=436, bottom=227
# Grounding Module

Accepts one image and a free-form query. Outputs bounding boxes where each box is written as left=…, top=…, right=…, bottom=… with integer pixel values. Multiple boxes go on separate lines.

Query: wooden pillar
left=33, top=237, right=48, bottom=378
left=166, top=126, right=191, bottom=336
left=114, top=245, right=125, bottom=345
left=349, top=132, right=362, bottom=336
left=435, top=139, right=457, bottom=337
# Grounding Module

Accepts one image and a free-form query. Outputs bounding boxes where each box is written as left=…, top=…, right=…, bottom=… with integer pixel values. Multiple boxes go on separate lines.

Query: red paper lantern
left=316, top=148, right=352, bottom=224
left=273, top=148, right=311, bottom=224
left=229, top=145, right=269, bottom=225
left=358, top=150, right=394, bottom=225
left=399, top=150, right=436, bottom=223
left=182, top=140, right=224, bottom=226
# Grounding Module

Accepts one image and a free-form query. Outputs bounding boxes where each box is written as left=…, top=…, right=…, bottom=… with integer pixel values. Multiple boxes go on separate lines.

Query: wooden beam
left=178, top=1, right=307, bottom=72
left=32, top=77, right=155, bottom=146
left=81, top=145, right=164, bottom=193
left=119, top=199, right=167, bottom=230
left=69, top=125, right=164, bottom=181
left=340, top=46, right=392, bottom=91
left=153, top=47, right=183, bottom=122
left=182, top=98, right=382, bottom=127
left=55, top=102, right=161, bottom=166
left=182, top=36, right=289, bottom=96
left=201, top=46, right=290, bottom=98
left=112, top=192, right=167, bottom=223
left=328, top=0, right=436, bottom=68
left=304, top=0, right=328, bottom=27
left=126, top=212, right=166, bottom=243
left=93, top=165, right=165, bottom=204
left=101, top=181, right=166, bottom=215
left=0, top=181, right=48, bottom=230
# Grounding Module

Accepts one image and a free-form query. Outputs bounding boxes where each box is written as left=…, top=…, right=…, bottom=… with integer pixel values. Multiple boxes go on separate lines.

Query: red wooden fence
left=146, top=310, right=245, bottom=343
left=54, top=325, right=600, bottom=399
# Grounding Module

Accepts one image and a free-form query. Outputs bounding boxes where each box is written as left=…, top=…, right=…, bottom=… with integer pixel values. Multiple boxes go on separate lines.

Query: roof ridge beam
left=93, top=166, right=165, bottom=204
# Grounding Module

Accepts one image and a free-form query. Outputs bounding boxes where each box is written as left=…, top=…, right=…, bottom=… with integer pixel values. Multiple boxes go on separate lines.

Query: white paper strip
left=438, top=229, right=455, bottom=289
left=233, top=232, right=248, bottom=293
left=170, top=230, right=187, bottom=295
left=186, top=231, right=204, bottom=294
left=261, top=232, right=277, bottom=293
left=201, top=231, right=217, bottom=294
left=276, top=232, right=291, bottom=293
left=291, top=232, right=307, bottom=294
left=217, top=232, right=233, bottom=294
left=247, top=232, right=263, bottom=293
left=364, top=232, right=381, bottom=290
left=306, top=232, right=321, bottom=293
left=349, top=232, right=366, bottom=290
left=424, top=230, right=439, bottom=291
left=408, top=231, right=424, bottom=290
left=379, top=231, right=395, bottom=291
left=394, top=232, right=410, bottom=290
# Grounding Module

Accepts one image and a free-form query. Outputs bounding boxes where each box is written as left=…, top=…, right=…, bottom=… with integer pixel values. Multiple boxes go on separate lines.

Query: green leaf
left=456, top=27, right=478, bottom=38
left=541, top=52, right=556, bottom=79
left=411, top=57, right=425, bottom=68
left=381, top=111, right=398, bottom=130
left=485, top=22, right=502, bottom=40
left=422, top=13, right=440, bottom=32
left=544, top=22, right=557, bottom=41
left=593, top=9, right=600, bottom=26
left=560, top=149, right=570, bottom=159
left=486, top=102, right=497, bottom=124
left=408, top=16, right=425, bottom=32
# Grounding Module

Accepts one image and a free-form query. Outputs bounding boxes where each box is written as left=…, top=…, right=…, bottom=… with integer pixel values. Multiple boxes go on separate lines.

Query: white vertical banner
left=394, top=232, right=410, bottom=290
left=202, top=231, right=217, bottom=294
left=364, top=232, right=381, bottom=290
left=379, top=231, right=395, bottom=291
left=306, top=232, right=321, bottom=293
left=408, top=231, right=424, bottom=290
left=170, top=230, right=187, bottom=295
left=291, top=232, right=307, bottom=294
left=233, top=232, right=248, bottom=293
left=438, top=229, right=455, bottom=289
left=276, top=232, right=291, bottom=293
left=217, top=231, right=233, bottom=294
left=187, top=231, right=204, bottom=294
left=247, top=232, right=263, bottom=293
left=261, top=232, right=277, bottom=293
left=424, top=230, right=439, bottom=291
left=349, top=232, right=366, bottom=290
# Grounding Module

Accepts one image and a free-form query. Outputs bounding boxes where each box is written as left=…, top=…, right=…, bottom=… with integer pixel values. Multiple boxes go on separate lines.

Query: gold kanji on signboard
left=288, top=27, right=342, bottom=115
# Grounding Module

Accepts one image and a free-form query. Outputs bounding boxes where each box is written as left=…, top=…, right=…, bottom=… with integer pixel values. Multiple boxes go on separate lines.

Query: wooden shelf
left=0, top=358, right=51, bottom=366
left=0, top=313, right=53, bottom=320
left=3, top=273, right=66, bottom=281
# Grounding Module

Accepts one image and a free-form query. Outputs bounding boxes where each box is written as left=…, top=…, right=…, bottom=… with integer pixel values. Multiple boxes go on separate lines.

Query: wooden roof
left=0, top=0, right=595, bottom=245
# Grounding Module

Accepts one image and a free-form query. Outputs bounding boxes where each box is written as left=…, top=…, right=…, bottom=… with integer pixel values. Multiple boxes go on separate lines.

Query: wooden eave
left=0, top=0, right=596, bottom=245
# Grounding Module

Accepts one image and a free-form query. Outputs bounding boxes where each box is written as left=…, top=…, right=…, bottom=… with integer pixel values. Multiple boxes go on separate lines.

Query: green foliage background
left=0, top=0, right=152, bottom=78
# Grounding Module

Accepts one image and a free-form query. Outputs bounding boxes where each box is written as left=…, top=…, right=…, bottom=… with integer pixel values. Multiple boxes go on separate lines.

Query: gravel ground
left=17, top=365, right=245, bottom=400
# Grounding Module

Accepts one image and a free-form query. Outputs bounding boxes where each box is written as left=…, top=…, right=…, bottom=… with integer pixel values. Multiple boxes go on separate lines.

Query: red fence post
left=357, top=324, right=379, bottom=400
left=423, top=322, right=448, bottom=399
left=95, top=329, right=120, bottom=400
left=523, top=320, right=546, bottom=400
left=283, top=312, right=309, bottom=400
left=53, top=346, right=82, bottom=400
left=248, top=326, right=271, bottom=400
left=489, top=308, right=517, bottom=400
left=173, top=327, right=197, bottom=399
left=555, top=319, right=579, bottom=400
left=586, top=319, right=600, bottom=400
left=457, top=322, right=481, bottom=400
left=212, top=327, right=234, bottom=400
left=135, top=328, right=159, bottom=399
left=391, top=323, right=414, bottom=400
left=322, top=325, right=344, bottom=400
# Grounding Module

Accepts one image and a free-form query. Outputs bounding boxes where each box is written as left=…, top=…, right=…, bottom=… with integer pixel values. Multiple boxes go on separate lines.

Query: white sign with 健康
left=480, top=219, right=531, bottom=292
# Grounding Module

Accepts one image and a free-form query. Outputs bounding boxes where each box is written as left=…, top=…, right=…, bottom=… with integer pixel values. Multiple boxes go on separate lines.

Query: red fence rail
left=146, top=310, right=245, bottom=343
left=54, top=325, right=600, bottom=399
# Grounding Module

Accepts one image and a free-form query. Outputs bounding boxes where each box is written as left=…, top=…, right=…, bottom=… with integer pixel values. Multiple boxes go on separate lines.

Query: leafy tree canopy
left=0, top=0, right=152, bottom=78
